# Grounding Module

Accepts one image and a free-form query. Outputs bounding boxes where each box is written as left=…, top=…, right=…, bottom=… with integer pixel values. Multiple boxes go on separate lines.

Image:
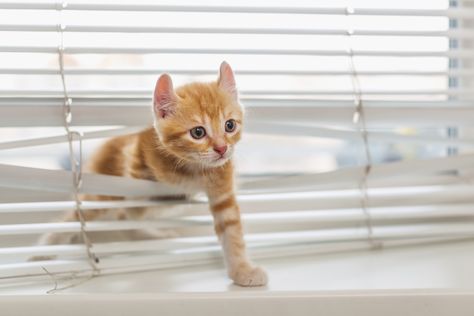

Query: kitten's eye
left=225, top=119, right=236, bottom=133
left=190, top=126, right=206, bottom=139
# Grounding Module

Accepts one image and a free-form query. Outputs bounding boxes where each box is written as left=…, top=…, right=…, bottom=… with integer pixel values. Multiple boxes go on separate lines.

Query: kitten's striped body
left=37, top=62, right=267, bottom=287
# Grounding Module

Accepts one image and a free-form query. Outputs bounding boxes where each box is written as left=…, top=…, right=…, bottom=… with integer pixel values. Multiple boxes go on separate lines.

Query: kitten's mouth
left=212, top=155, right=228, bottom=164
left=205, top=153, right=231, bottom=167
left=195, top=148, right=232, bottom=167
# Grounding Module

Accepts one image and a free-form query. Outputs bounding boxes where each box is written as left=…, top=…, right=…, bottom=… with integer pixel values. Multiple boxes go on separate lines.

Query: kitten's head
left=152, top=62, right=243, bottom=168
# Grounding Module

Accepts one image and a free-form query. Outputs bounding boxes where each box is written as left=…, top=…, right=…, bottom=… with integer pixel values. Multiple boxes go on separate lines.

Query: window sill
left=2, top=239, right=474, bottom=315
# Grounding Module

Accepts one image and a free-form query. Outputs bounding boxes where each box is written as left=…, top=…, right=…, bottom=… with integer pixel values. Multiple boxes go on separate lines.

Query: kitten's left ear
left=218, top=61, right=238, bottom=100
left=153, top=74, right=178, bottom=119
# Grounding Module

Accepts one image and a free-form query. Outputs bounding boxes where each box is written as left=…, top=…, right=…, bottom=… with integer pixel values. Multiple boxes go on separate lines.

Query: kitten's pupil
left=190, top=126, right=206, bottom=139
left=225, top=119, right=236, bottom=132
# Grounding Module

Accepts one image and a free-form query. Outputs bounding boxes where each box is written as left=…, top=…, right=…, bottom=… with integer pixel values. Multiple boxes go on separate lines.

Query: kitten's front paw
left=230, top=264, right=268, bottom=287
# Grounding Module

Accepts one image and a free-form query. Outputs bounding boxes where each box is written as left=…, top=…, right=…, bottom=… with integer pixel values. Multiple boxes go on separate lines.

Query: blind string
left=56, top=2, right=100, bottom=272
left=346, top=7, right=383, bottom=250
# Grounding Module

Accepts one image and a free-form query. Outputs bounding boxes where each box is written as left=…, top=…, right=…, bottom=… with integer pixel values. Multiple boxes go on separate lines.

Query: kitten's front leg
left=207, top=185, right=268, bottom=287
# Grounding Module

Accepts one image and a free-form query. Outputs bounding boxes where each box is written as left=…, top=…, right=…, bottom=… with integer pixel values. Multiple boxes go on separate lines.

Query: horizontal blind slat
left=1, top=24, right=473, bottom=38
left=1, top=69, right=472, bottom=77
left=0, top=163, right=181, bottom=197
left=1, top=155, right=472, bottom=194
left=0, top=156, right=458, bottom=194
left=1, top=89, right=473, bottom=97
left=0, top=46, right=472, bottom=58
left=0, top=3, right=471, bottom=18
left=3, top=103, right=474, bottom=127
left=0, top=127, right=142, bottom=150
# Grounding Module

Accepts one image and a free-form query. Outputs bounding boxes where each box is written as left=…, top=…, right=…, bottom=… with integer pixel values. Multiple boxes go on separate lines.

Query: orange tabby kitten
left=37, top=62, right=267, bottom=287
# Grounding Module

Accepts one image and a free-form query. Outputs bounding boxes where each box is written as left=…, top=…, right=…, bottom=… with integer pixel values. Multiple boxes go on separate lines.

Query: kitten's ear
left=218, top=61, right=238, bottom=100
left=153, top=74, right=177, bottom=119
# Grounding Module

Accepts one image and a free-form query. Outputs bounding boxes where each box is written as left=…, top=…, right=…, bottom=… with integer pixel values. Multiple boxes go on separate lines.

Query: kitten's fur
left=36, top=62, right=267, bottom=287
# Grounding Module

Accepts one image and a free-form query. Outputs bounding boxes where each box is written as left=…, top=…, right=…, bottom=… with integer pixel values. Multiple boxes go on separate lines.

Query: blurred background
left=0, top=0, right=459, bottom=177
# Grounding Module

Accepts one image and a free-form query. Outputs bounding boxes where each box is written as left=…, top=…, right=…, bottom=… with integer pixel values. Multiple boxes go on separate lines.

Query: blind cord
left=57, top=4, right=100, bottom=273
left=346, top=7, right=383, bottom=250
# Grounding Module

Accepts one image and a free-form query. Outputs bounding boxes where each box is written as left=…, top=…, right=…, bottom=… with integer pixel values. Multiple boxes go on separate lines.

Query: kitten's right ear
left=153, top=74, right=177, bottom=119
left=218, top=61, right=238, bottom=100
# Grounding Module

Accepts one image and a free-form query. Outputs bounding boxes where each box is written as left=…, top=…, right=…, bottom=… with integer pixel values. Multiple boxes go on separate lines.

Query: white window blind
left=1, top=0, right=474, bottom=285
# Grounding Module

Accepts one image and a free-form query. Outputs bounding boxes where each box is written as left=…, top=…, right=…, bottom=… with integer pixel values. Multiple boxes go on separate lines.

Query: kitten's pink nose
left=213, top=145, right=228, bottom=156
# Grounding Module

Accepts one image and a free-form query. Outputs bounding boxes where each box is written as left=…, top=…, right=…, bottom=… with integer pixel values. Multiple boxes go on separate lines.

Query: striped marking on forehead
left=212, top=111, right=228, bottom=137
left=190, top=115, right=203, bottom=126
left=203, top=114, right=214, bottom=138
